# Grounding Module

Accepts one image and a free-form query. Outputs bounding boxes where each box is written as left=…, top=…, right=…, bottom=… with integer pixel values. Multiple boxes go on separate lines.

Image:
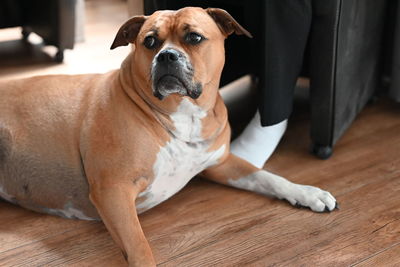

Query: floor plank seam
left=350, top=241, right=400, bottom=266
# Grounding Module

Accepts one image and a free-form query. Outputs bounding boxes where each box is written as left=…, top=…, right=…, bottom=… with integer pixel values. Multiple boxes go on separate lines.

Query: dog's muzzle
left=151, top=48, right=202, bottom=100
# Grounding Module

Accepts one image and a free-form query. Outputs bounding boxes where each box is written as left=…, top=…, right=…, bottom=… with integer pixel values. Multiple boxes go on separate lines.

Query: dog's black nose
left=157, top=49, right=180, bottom=63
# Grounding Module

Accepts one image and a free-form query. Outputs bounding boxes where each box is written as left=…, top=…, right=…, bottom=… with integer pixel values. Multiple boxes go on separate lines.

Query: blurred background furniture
left=388, top=0, right=400, bottom=102
left=308, top=0, right=387, bottom=158
left=143, top=0, right=389, bottom=159
left=0, top=0, right=78, bottom=62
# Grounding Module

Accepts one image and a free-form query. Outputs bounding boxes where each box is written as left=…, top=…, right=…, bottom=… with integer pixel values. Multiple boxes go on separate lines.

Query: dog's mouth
left=151, top=49, right=202, bottom=100
left=158, top=75, right=185, bottom=89
left=153, top=74, right=201, bottom=100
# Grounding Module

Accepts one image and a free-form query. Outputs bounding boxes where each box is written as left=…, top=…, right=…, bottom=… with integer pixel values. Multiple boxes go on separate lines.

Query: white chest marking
left=137, top=98, right=225, bottom=213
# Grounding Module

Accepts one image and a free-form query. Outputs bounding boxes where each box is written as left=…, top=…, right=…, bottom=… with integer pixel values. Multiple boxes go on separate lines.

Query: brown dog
left=0, top=7, right=337, bottom=266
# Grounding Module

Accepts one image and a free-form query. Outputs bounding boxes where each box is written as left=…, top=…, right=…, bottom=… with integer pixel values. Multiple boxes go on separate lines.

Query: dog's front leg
left=89, top=177, right=156, bottom=267
left=202, top=153, right=337, bottom=212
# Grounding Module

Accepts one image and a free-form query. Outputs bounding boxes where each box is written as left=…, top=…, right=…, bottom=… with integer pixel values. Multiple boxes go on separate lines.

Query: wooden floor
left=1, top=1, right=400, bottom=266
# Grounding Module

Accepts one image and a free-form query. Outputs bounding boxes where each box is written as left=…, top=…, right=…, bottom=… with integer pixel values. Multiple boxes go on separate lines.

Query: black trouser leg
left=258, top=0, right=312, bottom=126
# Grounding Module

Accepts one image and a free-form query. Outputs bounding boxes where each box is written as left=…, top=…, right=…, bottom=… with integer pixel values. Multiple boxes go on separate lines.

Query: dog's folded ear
left=206, top=8, right=252, bottom=38
left=110, top=16, right=147, bottom=50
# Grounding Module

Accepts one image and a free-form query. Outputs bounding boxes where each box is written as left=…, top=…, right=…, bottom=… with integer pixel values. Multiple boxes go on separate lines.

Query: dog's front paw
left=284, top=184, right=338, bottom=212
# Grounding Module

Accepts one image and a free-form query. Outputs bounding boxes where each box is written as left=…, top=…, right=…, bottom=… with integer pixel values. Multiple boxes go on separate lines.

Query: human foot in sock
left=230, top=111, right=288, bottom=169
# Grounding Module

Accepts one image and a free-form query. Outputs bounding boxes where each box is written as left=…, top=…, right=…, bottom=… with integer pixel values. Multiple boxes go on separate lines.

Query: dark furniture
left=308, top=1, right=387, bottom=158
left=388, top=0, right=400, bottom=102
left=0, top=0, right=77, bottom=62
left=145, top=0, right=388, bottom=159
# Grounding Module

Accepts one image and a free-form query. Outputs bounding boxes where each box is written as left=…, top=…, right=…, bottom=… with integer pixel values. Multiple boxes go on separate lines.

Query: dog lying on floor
left=0, top=7, right=337, bottom=266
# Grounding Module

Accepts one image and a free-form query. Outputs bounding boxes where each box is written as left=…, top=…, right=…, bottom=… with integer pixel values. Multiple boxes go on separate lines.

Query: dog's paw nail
left=294, top=202, right=305, bottom=209
left=335, top=202, right=340, bottom=210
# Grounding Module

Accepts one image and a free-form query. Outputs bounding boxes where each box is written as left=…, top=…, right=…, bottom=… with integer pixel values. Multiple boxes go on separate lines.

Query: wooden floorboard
left=1, top=0, right=400, bottom=266
left=354, top=243, right=400, bottom=267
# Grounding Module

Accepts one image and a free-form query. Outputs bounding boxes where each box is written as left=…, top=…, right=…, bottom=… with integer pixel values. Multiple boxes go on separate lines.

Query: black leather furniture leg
left=309, top=0, right=387, bottom=159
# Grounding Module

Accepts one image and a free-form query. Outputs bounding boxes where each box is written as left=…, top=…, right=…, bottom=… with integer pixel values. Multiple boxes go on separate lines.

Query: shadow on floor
left=0, top=39, right=57, bottom=76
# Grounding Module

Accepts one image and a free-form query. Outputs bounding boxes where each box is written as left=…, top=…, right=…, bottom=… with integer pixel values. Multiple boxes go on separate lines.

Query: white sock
left=230, top=111, right=288, bottom=168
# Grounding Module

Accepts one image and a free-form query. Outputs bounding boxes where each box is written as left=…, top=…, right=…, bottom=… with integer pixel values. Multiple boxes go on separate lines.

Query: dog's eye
left=144, top=36, right=158, bottom=49
left=185, top=32, right=204, bottom=45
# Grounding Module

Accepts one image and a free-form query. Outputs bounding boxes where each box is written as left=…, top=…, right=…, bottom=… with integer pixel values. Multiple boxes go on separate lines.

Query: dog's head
left=111, top=7, right=251, bottom=102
